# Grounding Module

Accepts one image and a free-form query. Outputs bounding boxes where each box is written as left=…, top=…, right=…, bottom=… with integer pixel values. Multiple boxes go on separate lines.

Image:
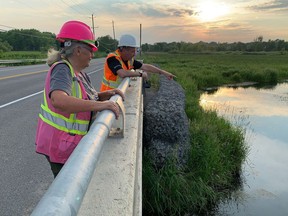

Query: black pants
left=45, top=156, right=64, bottom=178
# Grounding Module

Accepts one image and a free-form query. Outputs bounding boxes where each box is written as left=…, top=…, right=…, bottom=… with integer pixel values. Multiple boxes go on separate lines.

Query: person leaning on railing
left=100, top=34, right=176, bottom=92
left=35, top=20, right=125, bottom=178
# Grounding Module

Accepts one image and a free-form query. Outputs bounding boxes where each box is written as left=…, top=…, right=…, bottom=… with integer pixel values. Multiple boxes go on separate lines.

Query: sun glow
left=197, top=1, right=230, bottom=21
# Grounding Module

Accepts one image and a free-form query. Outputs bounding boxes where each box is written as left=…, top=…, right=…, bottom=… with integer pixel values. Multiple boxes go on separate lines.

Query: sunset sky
left=1, top=0, right=288, bottom=44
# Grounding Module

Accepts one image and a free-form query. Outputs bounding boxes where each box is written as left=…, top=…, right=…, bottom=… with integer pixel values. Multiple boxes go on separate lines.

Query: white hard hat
left=118, top=34, right=138, bottom=47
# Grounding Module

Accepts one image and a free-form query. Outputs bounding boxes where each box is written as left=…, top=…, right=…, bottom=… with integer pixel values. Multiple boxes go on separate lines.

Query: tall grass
left=140, top=52, right=285, bottom=215
left=143, top=109, right=247, bottom=215
left=143, top=52, right=288, bottom=89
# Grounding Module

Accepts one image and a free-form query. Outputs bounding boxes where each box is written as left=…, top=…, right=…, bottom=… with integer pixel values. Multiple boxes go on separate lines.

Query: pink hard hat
left=56, top=20, right=98, bottom=52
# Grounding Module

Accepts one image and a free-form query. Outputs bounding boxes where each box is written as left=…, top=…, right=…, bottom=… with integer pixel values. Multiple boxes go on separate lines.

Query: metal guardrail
left=31, top=77, right=130, bottom=216
left=0, top=59, right=47, bottom=64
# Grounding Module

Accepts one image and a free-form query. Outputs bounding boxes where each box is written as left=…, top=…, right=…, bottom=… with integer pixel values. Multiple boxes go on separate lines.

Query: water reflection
left=200, top=83, right=288, bottom=216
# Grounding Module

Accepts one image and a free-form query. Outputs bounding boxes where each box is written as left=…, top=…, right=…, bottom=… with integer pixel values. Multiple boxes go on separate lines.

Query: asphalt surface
left=0, top=58, right=105, bottom=216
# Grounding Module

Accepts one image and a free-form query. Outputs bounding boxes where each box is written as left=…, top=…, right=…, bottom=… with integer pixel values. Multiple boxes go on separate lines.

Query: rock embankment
left=143, top=75, right=190, bottom=169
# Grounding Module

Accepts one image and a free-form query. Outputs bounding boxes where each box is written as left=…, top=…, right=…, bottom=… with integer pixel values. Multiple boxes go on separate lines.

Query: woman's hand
left=112, top=88, right=125, bottom=101
left=98, top=100, right=120, bottom=119
left=105, top=89, right=125, bottom=101
left=98, top=88, right=125, bottom=101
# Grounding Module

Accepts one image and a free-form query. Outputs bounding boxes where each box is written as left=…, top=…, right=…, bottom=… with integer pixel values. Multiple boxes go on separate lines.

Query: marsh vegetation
left=141, top=52, right=288, bottom=215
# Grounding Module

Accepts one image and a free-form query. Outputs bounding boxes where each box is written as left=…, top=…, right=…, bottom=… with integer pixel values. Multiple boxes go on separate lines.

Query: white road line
left=87, top=68, right=103, bottom=75
left=0, top=91, right=43, bottom=109
left=0, top=67, right=103, bottom=109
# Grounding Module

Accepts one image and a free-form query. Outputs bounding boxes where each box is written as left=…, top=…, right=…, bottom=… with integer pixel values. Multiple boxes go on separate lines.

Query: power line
left=2, top=1, right=86, bottom=31
left=60, top=0, right=87, bottom=16
left=12, top=0, right=39, bottom=11
left=99, top=40, right=117, bottom=46
left=46, top=1, right=74, bottom=17
left=69, top=0, right=93, bottom=14
left=97, top=43, right=113, bottom=52
left=0, top=24, right=17, bottom=30
left=2, top=0, right=116, bottom=40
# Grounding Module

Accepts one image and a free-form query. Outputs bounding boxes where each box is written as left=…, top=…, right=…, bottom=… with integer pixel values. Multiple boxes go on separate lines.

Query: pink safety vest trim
left=35, top=61, right=91, bottom=164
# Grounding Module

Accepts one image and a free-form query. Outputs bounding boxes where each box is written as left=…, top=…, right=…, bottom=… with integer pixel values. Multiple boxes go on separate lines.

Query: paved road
left=0, top=58, right=105, bottom=216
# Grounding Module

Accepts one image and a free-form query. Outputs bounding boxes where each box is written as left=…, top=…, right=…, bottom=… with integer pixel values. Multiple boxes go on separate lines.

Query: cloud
left=85, top=1, right=196, bottom=18
left=139, top=6, right=170, bottom=18
left=2, top=0, right=288, bottom=43
left=166, top=8, right=196, bottom=17
left=140, top=7, right=196, bottom=18
left=248, top=0, right=288, bottom=12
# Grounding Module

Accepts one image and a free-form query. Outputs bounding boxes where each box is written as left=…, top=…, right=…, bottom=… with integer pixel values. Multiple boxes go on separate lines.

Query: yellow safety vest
left=38, top=60, right=90, bottom=135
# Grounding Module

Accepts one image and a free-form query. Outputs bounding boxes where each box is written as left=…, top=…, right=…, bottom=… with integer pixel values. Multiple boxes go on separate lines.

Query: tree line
left=0, top=29, right=288, bottom=53
left=142, top=36, right=288, bottom=53
left=0, top=29, right=56, bottom=52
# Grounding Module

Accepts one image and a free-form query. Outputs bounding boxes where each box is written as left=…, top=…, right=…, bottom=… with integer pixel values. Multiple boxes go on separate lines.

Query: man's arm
left=107, top=57, right=142, bottom=78
left=140, top=64, right=176, bottom=80
left=116, top=68, right=142, bottom=78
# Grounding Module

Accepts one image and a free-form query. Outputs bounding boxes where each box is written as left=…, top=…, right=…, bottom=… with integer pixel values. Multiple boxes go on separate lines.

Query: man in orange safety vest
left=100, top=34, right=176, bottom=92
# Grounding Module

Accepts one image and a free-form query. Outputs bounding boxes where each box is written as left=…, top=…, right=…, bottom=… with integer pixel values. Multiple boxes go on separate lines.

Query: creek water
left=200, top=82, right=288, bottom=216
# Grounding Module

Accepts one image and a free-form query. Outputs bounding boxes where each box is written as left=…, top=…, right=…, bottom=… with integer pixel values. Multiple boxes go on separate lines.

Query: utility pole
left=140, top=23, right=142, bottom=56
left=112, top=20, right=116, bottom=49
left=91, top=14, right=95, bottom=36
left=90, top=14, right=98, bottom=38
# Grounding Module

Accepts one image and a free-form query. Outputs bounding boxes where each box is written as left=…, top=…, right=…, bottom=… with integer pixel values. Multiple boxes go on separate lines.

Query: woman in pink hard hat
left=35, top=20, right=124, bottom=177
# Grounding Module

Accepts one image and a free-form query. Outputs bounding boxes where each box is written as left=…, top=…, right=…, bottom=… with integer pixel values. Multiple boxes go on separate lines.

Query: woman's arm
left=51, top=90, right=120, bottom=119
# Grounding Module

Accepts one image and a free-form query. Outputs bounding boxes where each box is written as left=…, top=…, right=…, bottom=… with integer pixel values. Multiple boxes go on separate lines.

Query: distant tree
left=152, top=42, right=168, bottom=52
left=141, top=43, right=150, bottom=52
left=163, top=41, right=178, bottom=52
left=179, top=42, right=189, bottom=52
left=41, top=31, right=58, bottom=51
left=216, top=42, right=227, bottom=51
left=254, top=36, right=263, bottom=42
left=0, top=29, right=56, bottom=51
left=207, top=42, right=218, bottom=51
left=0, top=39, right=12, bottom=52
left=265, top=39, right=276, bottom=51
left=274, top=39, right=286, bottom=51
left=96, top=35, right=118, bottom=53
left=252, top=36, right=264, bottom=51
left=191, top=41, right=207, bottom=52
left=1, top=28, right=288, bottom=53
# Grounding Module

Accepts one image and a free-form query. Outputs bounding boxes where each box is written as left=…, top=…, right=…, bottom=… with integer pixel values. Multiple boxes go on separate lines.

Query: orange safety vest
left=100, top=49, right=134, bottom=92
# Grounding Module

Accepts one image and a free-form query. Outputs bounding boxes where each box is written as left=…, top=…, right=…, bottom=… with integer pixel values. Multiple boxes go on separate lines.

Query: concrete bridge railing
left=31, top=77, right=143, bottom=216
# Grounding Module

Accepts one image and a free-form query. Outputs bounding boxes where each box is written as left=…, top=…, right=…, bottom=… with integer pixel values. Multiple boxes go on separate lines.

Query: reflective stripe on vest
left=101, top=77, right=120, bottom=89
left=39, top=60, right=89, bottom=135
left=39, top=103, right=88, bottom=135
